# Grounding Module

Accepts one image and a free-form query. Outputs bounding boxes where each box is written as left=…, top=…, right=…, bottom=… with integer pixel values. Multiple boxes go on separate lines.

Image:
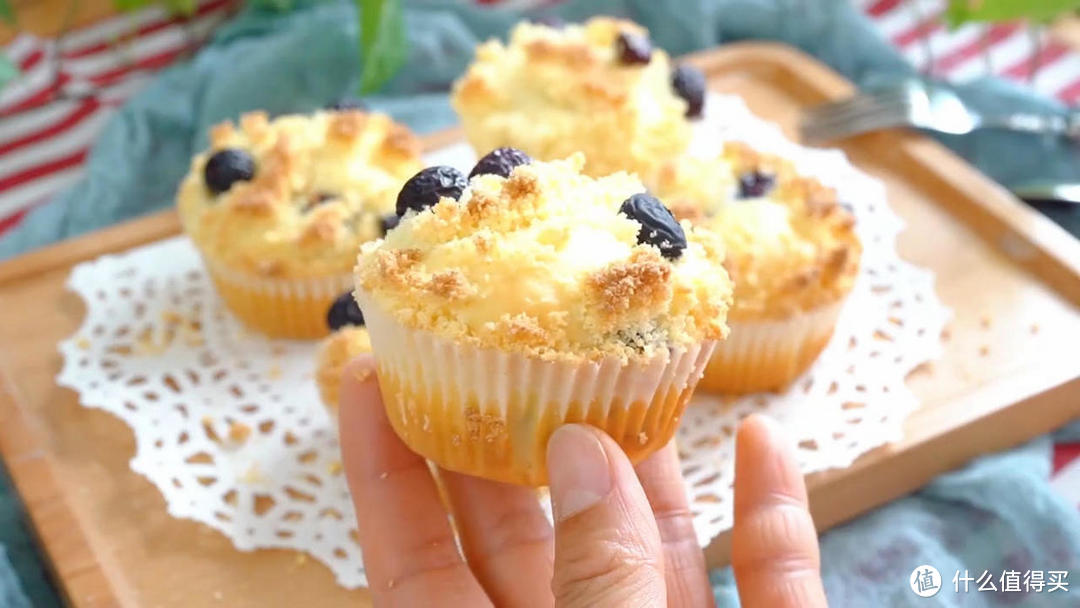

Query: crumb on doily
left=327, top=460, right=342, bottom=475
left=1030, top=323, right=1040, bottom=334
left=228, top=421, right=251, bottom=444
left=978, top=345, right=990, bottom=356
left=75, top=337, right=90, bottom=350
left=941, top=327, right=951, bottom=341
left=979, top=315, right=991, bottom=329
left=267, top=364, right=282, bottom=380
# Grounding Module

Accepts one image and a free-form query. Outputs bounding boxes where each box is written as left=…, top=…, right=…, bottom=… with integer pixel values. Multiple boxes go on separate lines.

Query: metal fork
left=800, top=79, right=1080, bottom=144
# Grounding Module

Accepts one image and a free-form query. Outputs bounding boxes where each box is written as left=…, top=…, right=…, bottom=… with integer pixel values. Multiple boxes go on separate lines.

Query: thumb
left=547, top=424, right=666, bottom=607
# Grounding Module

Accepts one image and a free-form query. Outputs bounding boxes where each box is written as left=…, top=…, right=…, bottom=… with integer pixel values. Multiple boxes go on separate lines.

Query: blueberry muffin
left=353, top=150, right=733, bottom=485
left=451, top=17, right=704, bottom=179
left=177, top=110, right=422, bottom=338
left=649, top=142, right=862, bottom=393
left=315, top=292, right=371, bottom=418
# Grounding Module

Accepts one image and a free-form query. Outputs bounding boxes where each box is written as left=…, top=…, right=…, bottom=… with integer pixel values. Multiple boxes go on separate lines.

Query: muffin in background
left=451, top=17, right=698, bottom=179
left=650, top=142, right=862, bottom=394
left=315, top=292, right=371, bottom=419
left=177, top=109, right=422, bottom=338
left=354, top=151, right=733, bottom=486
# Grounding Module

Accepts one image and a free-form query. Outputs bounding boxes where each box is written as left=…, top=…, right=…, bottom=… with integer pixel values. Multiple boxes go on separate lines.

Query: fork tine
left=802, top=96, right=911, bottom=133
left=800, top=100, right=914, bottom=143
left=802, top=88, right=910, bottom=124
left=803, top=86, right=909, bottom=116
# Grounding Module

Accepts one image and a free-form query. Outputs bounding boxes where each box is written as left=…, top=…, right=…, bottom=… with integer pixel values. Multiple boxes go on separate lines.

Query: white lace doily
left=57, top=94, right=949, bottom=588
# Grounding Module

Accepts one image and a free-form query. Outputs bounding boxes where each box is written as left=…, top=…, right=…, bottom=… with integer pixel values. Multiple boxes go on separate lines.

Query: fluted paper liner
left=357, top=293, right=717, bottom=486
left=700, top=299, right=844, bottom=394
left=201, top=255, right=352, bottom=339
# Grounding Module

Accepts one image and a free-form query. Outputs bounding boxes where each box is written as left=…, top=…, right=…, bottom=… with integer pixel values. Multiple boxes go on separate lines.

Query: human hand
left=339, top=354, right=827, bottom=607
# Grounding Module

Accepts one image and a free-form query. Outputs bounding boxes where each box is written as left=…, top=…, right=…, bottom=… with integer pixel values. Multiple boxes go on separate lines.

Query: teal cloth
left=1, top=1, right=1079, bottom=605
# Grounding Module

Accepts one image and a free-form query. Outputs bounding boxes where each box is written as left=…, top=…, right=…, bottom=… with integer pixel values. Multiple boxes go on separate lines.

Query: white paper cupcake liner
left=357, top=292, right=717, bottom=486
left=701, top=299, right=845, bottom=394
left=200, top=254, right=352, bottom=339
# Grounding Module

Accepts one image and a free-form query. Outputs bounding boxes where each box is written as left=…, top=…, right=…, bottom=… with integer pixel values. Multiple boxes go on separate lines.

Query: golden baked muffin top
left=355, top=153, right=733, bottom=362
left=177, top=110, right=423, bottom=278
left=649, top=142, right=861, bottom=320
left=316, top=326, right=371, bottom=413
left=451, top=17, right=693, bottom=178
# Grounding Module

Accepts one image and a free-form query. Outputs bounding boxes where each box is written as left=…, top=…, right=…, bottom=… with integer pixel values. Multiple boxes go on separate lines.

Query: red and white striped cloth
left=0, top=0, right=237, bottom=235
left=855, top=0, right=1080, bottom=103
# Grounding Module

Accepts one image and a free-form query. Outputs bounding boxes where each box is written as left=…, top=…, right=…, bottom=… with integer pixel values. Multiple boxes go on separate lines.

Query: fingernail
left=547, top=425, right=612, bottom=521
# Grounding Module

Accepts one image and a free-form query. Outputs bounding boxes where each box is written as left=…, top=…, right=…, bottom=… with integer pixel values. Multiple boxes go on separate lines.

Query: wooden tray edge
left=0, top=358, right=130, bottom=607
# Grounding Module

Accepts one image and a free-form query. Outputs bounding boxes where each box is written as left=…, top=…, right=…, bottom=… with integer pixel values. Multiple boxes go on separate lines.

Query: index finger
left=339, top=355, right=491, bottom=606
left=731, top=414, right=827, bottom=608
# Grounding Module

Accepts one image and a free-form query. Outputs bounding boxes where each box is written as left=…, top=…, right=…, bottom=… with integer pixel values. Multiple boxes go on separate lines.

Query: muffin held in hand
left=451, top=17, right=701, bottom=179
left=649, top=142, right=862, bottom=394
left=354, top=151, right=733, bottom=486
left=315, top=292, right=372, bottom=419
left=177, top=109, right=422, bottom=338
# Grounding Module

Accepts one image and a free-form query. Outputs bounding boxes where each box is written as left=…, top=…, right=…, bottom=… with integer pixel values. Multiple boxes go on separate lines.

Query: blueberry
left=395, top=166, right=468, bottom=216
left=204, top=149, right=255, bottom=195
left=672, top=64, right=706, bottom=118
left=737, top=171, right=775, bottom=199
left=326, top=97, right=368, bottom=111
left=380, top=212, right=400, bottom=235
left=469, top=147, right=532, bottom=179
left=326, top=292, right=365, bottom=331
left=619, top=193, right=686, bottom=260
left=615, top=31, right=652, bottom=65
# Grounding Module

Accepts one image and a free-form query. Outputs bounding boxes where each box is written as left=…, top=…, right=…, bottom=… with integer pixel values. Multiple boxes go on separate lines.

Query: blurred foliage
left=946, top=0, right=1080, bottom=26
left=358, top=0, right=406, bottom=93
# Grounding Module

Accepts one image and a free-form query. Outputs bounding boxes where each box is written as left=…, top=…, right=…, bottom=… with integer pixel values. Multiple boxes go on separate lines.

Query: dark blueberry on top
left=615, top=31, right=653, bottom=65
left=619, top=193, right=686, bottom=260
left=737, top=171, right=776, bottom=199
left=469, top=147, right=533, bottom=179
left=326, top=97, right=368, bottom=111
left=395, top=166, right=468, bottom=216
left=380, top=212, right=400, bottom=236
left=204, top=149, right=255, bottom=195
left=671, top=64, right=706, bottom=118
left=327, top=292, right=365, bottom=331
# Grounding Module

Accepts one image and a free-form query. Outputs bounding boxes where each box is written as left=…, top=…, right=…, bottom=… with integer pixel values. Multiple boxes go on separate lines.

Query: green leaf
left=0, top=0, right=15, bottom=25
left=357, top=0, right=408, bottom=94
left=945, top=0, right=1080, bottom=27
left=0, top=54, right=18, bottom=90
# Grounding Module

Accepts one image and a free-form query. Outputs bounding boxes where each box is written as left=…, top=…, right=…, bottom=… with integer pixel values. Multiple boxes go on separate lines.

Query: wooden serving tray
left=1, top=42, right=1079, bottom=608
